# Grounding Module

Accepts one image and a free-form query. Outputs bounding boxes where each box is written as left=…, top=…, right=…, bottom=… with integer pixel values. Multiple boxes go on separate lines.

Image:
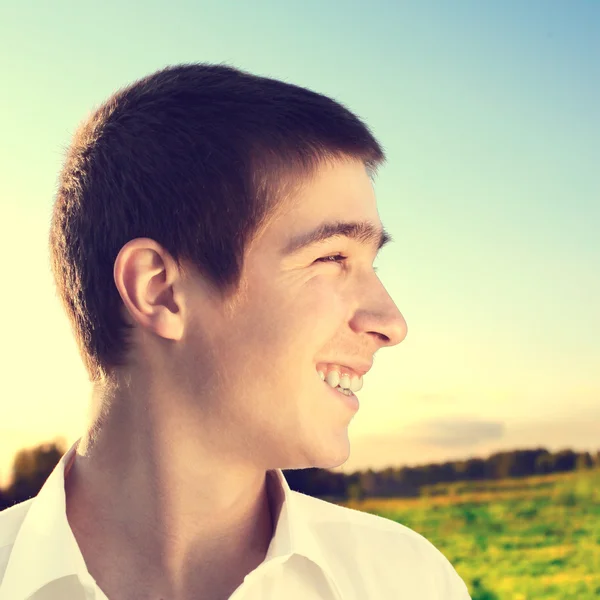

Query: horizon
left=2, top=433, right=598, bottom=489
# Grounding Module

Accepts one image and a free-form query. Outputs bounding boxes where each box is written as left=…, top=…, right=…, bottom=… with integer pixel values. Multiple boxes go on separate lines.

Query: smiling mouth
left=318, top=373, right=355, bottom=397
left=320, top=376, right=359, bottom=412
left=330, top=383, right=354, bottom=397
left=316, top=365, right=363, bottom=397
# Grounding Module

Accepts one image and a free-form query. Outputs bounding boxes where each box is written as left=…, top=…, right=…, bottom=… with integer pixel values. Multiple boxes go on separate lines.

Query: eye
left=313, top=254, right=379, bottom=273
left=315, top=254, right=348, bottom=264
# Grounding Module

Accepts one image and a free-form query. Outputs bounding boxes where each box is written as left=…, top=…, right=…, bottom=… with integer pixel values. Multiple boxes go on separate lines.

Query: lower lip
left=322, top=379, right=359, bottom=412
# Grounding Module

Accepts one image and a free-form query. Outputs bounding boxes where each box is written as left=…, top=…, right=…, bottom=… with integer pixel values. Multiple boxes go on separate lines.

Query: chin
left=307, top=439, right=351, bottom=470
left=319, top=455, right=350, bottom=470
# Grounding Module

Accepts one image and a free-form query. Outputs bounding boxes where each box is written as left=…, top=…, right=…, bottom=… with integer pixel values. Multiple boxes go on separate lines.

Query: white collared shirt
left=0, top=439, right=471, bottom=599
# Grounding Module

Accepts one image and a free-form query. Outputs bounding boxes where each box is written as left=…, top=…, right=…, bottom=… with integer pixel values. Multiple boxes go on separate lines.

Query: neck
left=64, top=382, right=276, bottom=599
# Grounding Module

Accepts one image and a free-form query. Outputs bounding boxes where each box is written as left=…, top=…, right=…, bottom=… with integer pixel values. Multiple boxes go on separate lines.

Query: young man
left=0, top=63, right=471, bottom=599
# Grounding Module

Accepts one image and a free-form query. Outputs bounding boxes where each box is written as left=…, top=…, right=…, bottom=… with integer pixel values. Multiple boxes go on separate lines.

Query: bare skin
left=64, top=157, right=407, bottom=599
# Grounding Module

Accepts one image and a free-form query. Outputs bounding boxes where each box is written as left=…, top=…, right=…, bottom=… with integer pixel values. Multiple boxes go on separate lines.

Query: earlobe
left=152, top=307, right=185, bottom=341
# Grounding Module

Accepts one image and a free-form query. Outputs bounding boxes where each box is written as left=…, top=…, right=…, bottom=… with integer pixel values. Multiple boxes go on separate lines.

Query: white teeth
left=339, top=373, right=351, bottom=389
left=325, top=370, right=340, bottom=388
left=352, top=374, right=363, bottom=392
left=319, top=366, right=363, bottom=393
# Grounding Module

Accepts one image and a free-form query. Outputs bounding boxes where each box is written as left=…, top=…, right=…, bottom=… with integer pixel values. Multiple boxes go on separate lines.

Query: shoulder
left=291, top=492, right=471, bottom=598
left=0, top=500, right=34, bottom=584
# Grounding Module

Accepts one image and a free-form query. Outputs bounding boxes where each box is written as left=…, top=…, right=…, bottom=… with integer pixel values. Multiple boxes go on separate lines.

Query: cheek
left=242, top=275, right=348, bottom=355
left=302, top=276, right=348, bottom=328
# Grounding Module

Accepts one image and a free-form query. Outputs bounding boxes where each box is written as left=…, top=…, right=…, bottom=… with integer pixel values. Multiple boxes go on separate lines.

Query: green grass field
left=338, top=468, right=600, bottom=599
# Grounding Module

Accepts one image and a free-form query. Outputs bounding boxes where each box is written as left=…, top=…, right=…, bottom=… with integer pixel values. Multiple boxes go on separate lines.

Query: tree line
left=284, top=447, right=600, bottom=500
left=1, top=442, right=598, bottom=510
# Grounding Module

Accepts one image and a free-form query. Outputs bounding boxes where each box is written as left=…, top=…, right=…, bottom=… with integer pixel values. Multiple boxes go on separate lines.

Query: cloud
left=337, top=420, right=506, bottom=473
left=403, top=417, right=506, bottom=448
left=339, top=409, right=599, bottom=473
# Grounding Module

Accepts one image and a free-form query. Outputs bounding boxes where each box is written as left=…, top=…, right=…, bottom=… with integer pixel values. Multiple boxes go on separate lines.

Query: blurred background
left=1, top=2, right=598, bottom=598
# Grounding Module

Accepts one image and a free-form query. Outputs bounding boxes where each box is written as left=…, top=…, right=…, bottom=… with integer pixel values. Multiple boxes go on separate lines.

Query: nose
left=351, top=276, right=408, bottom=348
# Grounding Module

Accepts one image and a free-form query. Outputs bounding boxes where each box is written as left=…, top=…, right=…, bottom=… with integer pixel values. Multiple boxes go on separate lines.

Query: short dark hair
left=49, top=62, right=386, bottom=384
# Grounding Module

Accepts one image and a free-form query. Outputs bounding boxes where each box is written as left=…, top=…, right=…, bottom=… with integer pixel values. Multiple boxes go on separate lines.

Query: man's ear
left=113, top=238, right=184, bottom=341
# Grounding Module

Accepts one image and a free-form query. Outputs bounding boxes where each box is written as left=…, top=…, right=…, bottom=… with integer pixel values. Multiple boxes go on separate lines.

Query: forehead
left=265, top=159, right=382, bottom=248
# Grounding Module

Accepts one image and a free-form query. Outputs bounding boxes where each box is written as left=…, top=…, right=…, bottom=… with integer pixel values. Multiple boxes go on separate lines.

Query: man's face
left=179, top=158, right=407, bottom=470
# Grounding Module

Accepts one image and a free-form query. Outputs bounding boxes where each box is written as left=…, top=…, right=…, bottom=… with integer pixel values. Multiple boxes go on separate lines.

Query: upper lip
left=316, top=360, right=373, bottom=378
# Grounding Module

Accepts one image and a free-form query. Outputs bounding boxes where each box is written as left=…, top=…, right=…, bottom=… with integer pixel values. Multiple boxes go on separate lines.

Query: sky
left=0, top=1, right=598, bottom=486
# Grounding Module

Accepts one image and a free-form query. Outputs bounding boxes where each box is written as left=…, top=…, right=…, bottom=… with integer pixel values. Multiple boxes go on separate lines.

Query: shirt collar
left=264, top=468, right=343, bottom=598
left=1, top=438, right=343, bottom=600
left=0, top=439, right=95, bottom=600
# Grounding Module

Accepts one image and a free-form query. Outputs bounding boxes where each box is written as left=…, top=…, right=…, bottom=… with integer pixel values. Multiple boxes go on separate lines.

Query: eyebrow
left=282, top=220, right=393, bottom=256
